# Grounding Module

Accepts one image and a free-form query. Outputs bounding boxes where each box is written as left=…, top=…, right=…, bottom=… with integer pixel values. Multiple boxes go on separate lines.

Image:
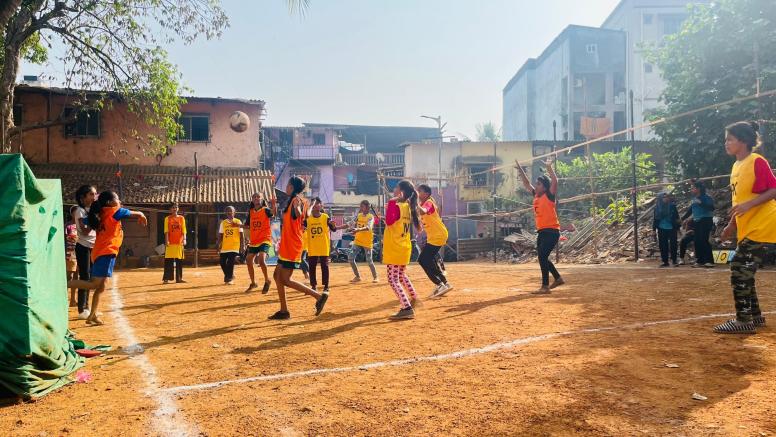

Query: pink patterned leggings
left=386, top=264, right=417, bottom=309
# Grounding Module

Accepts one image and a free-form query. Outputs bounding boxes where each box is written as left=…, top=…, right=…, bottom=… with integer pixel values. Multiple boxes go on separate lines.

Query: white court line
left=109, top=275, right=199, bottom=436
left=162, top=310, right=775, bottom=395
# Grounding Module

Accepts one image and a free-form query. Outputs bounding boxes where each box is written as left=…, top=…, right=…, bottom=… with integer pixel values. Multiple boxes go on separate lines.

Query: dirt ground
left=1, top=262, right=775, bottom=436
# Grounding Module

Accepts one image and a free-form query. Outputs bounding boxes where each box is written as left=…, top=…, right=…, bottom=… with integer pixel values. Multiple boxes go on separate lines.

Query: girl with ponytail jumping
left=383, top=180, right=422, bottom=320
left=716, top=121, right=776, bottom=334
left=67, top=191, right=147, bottom=325
left=416, top=184, right=453, bottom=298
left=269, top=176, right=329, bottom=320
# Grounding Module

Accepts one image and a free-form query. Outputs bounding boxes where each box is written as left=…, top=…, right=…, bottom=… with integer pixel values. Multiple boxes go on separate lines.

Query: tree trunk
left=0, top=42, right=20, bottom=152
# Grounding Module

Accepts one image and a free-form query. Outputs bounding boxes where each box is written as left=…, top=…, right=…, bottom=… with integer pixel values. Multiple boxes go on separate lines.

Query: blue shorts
left=91, top=255, right=117, bottom=278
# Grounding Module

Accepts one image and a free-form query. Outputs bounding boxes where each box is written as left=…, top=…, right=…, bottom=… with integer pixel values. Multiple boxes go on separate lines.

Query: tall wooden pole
left=629, top=90, right=639, bottom=262
left=492, top=141, right=497, bottom=264
left=194, top=152, right=200, bottom=268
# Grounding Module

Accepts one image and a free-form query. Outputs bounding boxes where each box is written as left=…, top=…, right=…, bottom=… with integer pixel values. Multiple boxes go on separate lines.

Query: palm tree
left=475, top=122, right=501, bottom=142
left=287, top=0, right=311, bottom=15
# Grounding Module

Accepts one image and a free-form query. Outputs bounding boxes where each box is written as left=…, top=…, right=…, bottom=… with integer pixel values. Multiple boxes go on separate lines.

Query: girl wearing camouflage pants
left=716, top=121, right=776, bottom=334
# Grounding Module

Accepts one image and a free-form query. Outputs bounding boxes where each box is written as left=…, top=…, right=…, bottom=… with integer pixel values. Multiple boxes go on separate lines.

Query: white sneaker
left=429, top=283, right=444, bottom=298
left=372, top=277, right=379, bottom=283
left=78, top=310, right=90, bottom=320
left=435, top=283, right=453, bottom=298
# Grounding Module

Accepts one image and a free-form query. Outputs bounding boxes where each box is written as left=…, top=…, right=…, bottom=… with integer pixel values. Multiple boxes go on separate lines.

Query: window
left=466, top=164, right=491, bottom=187
left=64, top=107, right=100, bottom=138
left=179, top=114, right=210, bottom=142
left=644, top=63, right=653, bottom=73
left=467, top=202, right=483, bottom=215
left=585, top=44, right=598, bottom=54
left=643, top=14, right=653, bottom=25
left=661, top=14, right=685, bottom=36
left=312, top=133, right=326, bottom=145
left=573, top=73, right=606, bottom=106
left=12, top=104, right=22, bottom=126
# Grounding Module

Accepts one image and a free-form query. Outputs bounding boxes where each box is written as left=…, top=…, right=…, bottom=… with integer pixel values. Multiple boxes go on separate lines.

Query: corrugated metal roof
left=30, top=164, right=274, bottom=204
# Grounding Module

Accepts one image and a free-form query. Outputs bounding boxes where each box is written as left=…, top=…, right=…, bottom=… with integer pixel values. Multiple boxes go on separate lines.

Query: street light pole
left=421, top=115, right=446, bottom=259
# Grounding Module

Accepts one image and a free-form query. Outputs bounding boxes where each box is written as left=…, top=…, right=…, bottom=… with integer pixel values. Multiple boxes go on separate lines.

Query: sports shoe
left=176, top=279, right=187, bottom=284
left=677, top=259, right=685, bottom=266
left=389, top=307, right=415, bottom=320
left=261, top=282, right=271, bottom=294
left=754, top=316, right=766, bottom=327
left=531, top=286, right=551, bottom=295
left=691, top=263, right=702, bottom=268
left=78, top=310, right=90, bottom=320
left=350, top=276, right=362, bottom=283
left=163, top=280, right=170, bottom=285
left=245, top=283, right=258, bottom=293
left=703, top=263, right=715, bottom=268
left=434, top=283, right=453, bottom=298
left=268, top=310, right=290, bottom=320
left=659, top=263, right=670, bottom=268
left=315, top=293, right=329, bottom=316
left=323, top=287, right=330, bottom=294
left=713, top=319, right=756, bottom=334
left=372, top=277, right=379, bottom=283
left=428, top=283, right=444, bottom=298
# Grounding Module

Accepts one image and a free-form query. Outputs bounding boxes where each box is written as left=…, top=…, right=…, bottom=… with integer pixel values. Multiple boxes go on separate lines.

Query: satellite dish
left=375, top=153, right=385, bottom=163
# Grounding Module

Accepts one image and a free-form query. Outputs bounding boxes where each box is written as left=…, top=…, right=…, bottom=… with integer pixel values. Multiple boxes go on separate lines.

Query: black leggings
left=537, top=229, right=560, bottom=286
left=75, top=243, right=92, bottom=313
left=418, top=244, right=446, bottom=285
left=219, top=252, right=237, bottom=282
left=308, top=256, right=330, bottom=288
left=163, top=258, right=183, bottom=282
left=657, top=228, right=678, bottom=264
left=693, top=217, right=714, bottom=265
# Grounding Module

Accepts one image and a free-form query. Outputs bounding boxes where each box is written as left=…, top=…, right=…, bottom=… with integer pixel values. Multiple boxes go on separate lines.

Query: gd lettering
left=310, top=226, right=324, bottom=235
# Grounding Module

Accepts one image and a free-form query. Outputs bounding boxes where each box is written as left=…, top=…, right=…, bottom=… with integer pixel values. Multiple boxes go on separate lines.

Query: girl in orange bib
left=67, top=191, right=147, bottom=325
left=243, top=192, right=277, bottom=294
left=715, top=121, right=776, bottom=334
left=270, top=176, right=329, bottom=320
left=517, top=159, right=564, bottom=294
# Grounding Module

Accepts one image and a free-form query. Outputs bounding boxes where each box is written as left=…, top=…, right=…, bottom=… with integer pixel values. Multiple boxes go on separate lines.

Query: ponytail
left=283, top=176, right=306, bottom=214
left=88, top=191, right=117, bottom=230
left=398, top=179, right=420, bottom=231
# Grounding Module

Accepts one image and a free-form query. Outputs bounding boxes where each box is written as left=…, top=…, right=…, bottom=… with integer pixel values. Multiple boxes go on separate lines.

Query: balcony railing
left=341, top=153, right=404, bottom=166
left=292, top=145, right=336, bottom=161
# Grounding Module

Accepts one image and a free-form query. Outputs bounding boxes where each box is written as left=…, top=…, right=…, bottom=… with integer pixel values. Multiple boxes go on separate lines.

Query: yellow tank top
left=220, top=219, right=243, bottom=253
left=306, top=213, right=332, bottom=257
left=353, top=213, right=374, bottom=249
left=420, top=198, right=448, bottom=247
left=731, top=153, right=776, bottom=243
left=382, top=202, right=412, bottom=265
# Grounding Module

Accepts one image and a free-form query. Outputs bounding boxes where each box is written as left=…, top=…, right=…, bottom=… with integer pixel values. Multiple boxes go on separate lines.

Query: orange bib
left=92, top=206, right=124, bottom=261
left=248, top=208, right=273, bottom=246
left=533, top=193, right=560, bottom=231
left=278, top=198, right=305, bottom=263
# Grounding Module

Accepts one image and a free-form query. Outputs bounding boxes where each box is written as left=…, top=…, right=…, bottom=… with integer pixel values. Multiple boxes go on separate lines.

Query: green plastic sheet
left=0, top=154, right=84, bottom=399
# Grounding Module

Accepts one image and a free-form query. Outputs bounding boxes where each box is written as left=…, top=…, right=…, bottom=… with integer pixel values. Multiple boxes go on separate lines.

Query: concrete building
left=503, top=25, right=628, bottom=142
left=601, top=0, right=709, bottom=140
left=15, top=85, right=273, bottom=260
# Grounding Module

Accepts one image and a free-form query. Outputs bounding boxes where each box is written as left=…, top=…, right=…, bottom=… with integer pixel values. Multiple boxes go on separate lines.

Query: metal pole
left=553, top=120, right=559, bottom=264
left=492, top=141, right=497, bottom=264
left=194, top=152, right=200, bottom=268
left=454, top=146, right=460, bottom=262
left=629, top=90, right=639, bottom=262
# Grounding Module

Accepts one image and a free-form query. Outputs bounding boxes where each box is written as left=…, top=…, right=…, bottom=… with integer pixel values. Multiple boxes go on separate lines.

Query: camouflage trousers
left=730, top=239, right=771, bottom=323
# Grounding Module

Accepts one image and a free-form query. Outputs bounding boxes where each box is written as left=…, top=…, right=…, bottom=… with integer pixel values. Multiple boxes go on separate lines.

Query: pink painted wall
left=14, top=91, right=263, bottom=168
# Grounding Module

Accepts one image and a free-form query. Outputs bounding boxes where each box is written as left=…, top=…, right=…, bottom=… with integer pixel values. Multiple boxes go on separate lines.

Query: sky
left=22, top=0, right=622, bottom=139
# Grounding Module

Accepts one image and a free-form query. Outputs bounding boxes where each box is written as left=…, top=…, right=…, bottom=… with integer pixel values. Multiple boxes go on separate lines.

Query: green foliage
left=475, top=122, right=501, bottom=142
left=646, top=0, right=776, bottom=178
left=555, top=147, right=658, bottom=212
left=1, top=1, right=228, bottom=155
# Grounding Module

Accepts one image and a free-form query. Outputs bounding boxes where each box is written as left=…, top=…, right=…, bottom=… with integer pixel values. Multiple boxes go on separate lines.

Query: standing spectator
left=65, top=206, right=79, bottom=307
left=653, top=192, right=680, bottom=267
left=217, top=206, right=243, bottom=285
left=681, top=180, right=715, bottom=267
left=73, top=185, right=97, bottom=320
left=163, top=203, right=187, bottom=284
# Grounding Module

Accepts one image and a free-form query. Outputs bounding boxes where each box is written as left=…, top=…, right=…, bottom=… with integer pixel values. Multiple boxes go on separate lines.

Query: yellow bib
left=382, top=202, right=412, bottom=265
left=220, top=219, right=242, bottom=252
left=306, top=213, right=331, bottom=257
left=420, top=198, right=448, bottom=247
left=353, top=213, right=374, bottom=249
left=731, top=153, right=776, bottom=243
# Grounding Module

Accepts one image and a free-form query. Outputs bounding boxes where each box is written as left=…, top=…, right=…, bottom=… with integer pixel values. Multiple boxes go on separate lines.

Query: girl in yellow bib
left=716, top=121, right=776, bottom=334
left=305, top=197, right=340, bottom=293
left=383, top=180, right=422, bottom=320
left=416, top=184, right=453, bottom=298
left=348, top=200, right=379, bottom=283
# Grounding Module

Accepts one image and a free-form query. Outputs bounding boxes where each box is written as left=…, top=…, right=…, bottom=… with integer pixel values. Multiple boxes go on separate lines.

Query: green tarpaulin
left=0, top=154, right=83, bottom=399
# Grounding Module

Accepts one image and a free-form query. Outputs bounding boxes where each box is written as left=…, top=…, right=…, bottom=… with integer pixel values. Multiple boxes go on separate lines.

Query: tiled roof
left=30, top=163, right=274, bottom=204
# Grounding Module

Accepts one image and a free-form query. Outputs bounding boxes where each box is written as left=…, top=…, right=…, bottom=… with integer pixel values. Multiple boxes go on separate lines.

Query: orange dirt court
left=2, top=263, right=776, bottom=436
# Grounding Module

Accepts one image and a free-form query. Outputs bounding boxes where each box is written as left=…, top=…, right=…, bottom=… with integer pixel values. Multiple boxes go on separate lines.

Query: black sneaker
left=261, top=282, right=271, bottom=294
left=659, top=263, right=670, bottom=268
left=268, top=310, right=290, bottom=320
left=315, top=293, right=329, bottom=316
left=754, top=316, right=766, bottom=327
left=389, top=307, right=415, bottom=320
left=713, top=319, right=756, bottom=334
